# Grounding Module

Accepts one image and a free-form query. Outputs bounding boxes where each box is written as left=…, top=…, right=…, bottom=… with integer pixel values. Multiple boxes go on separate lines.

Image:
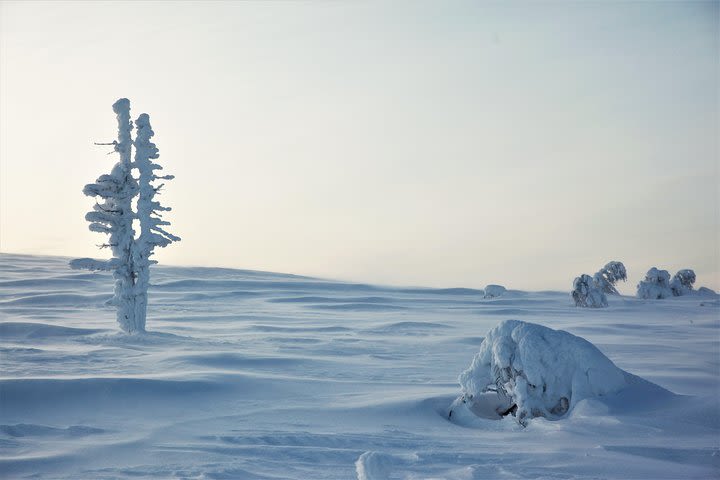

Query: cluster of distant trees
left=572, top=262, right=710, bottom=307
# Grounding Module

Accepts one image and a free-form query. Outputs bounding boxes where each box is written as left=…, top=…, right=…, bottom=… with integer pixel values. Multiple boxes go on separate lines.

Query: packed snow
left=1, top=253, right=719, bottom=479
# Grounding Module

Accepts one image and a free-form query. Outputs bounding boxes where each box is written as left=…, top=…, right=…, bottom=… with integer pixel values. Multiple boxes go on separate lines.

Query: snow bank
left=483, top=284, right=506, bottom=299
left=453, top=320, right=626, bottom=425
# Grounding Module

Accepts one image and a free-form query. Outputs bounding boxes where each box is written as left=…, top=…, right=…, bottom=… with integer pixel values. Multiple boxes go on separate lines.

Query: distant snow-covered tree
left=572, top=274, right=608, bottom=308
left=670, top=269, right=696, bottom=297
left=593, top=261, right=627, bottom=295
left=71, top=99, right=179, bottom=333
left=483, top=284, right=506, bottom=299
left=636, top=267, right=672, bottom=300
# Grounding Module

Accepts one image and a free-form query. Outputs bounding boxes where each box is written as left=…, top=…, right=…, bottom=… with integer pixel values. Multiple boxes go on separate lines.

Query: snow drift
left=451, top=320, right=627, bottom=425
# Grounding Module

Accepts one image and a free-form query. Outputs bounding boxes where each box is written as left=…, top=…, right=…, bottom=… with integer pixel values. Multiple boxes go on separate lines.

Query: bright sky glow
left=1, top=1, right=718, bottom=291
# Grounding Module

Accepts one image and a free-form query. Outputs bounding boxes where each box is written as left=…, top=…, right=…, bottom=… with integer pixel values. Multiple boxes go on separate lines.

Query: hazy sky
left=1, top=1, right=718, bottom=292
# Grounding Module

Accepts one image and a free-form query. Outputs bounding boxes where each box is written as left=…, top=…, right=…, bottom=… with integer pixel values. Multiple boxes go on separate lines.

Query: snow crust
left=456, top=320, right=627, bottom=424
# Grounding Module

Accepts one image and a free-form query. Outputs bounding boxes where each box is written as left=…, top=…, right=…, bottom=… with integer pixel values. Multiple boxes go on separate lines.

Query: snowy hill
left=0, top=253, right=718, bottom=479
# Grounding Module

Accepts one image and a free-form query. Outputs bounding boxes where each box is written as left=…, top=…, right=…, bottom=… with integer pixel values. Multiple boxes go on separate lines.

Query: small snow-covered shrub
left=670, top=269, right=696, bottom=297
left=450, top=320, right=627, bottom=426
left=572, top=274, right=607, bottom=308
left=483, top=285, right=506, bottom=299
left=637, top=267, right=672, bottom=299
left=593, top=261, right=627, bottom=295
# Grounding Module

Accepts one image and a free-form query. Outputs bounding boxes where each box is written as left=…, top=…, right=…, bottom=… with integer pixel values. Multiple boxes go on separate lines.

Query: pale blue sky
left=1, top=1, right=718, bottom=291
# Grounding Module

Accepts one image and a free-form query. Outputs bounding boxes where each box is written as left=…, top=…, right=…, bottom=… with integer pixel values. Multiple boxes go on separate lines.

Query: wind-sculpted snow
left=0, top=253, right=718, bottom=479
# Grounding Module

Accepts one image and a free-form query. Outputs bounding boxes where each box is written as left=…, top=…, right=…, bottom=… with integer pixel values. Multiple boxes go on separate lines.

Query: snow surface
left=1, top=253, right=719, bottom=479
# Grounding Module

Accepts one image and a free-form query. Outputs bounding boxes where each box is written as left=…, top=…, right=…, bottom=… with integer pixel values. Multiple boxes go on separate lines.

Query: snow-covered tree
left=571, top=274, right=607, bottom=308
left=636, top=267, right=672, bottom=300
left=130, top=113, right=180, bottom=331
left=670, top=269, right=696, bottom=297
left=483, top=284, right=506, bottom=299
left=593, top=261, right=627, bottom=295
left=71, top=99, right=179, bottom=333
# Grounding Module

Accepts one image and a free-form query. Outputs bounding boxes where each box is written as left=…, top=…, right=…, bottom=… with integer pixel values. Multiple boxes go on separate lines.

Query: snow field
left=1, top=253, right=718, bottom=479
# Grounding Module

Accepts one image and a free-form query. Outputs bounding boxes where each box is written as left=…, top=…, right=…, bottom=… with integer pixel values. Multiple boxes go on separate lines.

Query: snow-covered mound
left=452, top=320, right=626, bottom=425
left=483, top=284, right=506, bottom=298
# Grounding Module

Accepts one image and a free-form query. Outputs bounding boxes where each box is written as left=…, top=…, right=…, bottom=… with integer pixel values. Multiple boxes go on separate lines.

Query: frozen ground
left=0, top=253, right=718, bottom=479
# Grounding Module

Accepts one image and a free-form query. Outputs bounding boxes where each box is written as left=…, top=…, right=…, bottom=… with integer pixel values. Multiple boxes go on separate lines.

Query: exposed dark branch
left=95, top=203, right=121, bottom=214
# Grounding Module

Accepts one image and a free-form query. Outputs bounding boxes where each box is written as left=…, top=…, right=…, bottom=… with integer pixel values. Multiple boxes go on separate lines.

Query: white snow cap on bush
left=593, top=261, right=627, bottom=295
left=670, top=269, right=696, bottom=297
left=457, top=320, right=626, bottom=425
left=483, top=285, right=506, bottom=298
left=637, top=267, right=672, bottom=299
left=572, top=274, right=607, bottom=308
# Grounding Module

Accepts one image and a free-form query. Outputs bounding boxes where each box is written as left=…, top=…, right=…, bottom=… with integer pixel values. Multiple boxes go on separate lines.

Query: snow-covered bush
left=571, top=274, right=607, bottom=308
left=593, top=261, right=627, bottom=295
left=636, top=267, right=672, bottom=300
left=450, top=320, right=627, bottom=426
left=670, top=269, right=696, bottom=297
left=71, top=99, right=179, bottom=333
left=483, top=284, right=506, bottom=299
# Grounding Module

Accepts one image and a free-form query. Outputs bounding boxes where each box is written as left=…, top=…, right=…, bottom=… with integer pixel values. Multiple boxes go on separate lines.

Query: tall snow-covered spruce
left=71, top=99, right=179, bottom=333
